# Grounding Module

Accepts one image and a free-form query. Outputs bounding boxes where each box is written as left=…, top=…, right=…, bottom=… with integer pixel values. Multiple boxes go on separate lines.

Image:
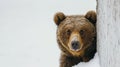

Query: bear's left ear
left=85, top=11, right=96, bottom=25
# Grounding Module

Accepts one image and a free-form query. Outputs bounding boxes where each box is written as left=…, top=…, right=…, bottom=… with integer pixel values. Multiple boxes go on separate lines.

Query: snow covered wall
left=73, top=53, right=100, bottom=67
left=97, top=0, right=120, bottom=67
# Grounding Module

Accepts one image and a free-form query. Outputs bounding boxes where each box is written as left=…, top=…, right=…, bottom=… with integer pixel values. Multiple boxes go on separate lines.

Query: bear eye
left=66, top=29, right=71, bottom=35
left=80, top=30, right=85, bottom=35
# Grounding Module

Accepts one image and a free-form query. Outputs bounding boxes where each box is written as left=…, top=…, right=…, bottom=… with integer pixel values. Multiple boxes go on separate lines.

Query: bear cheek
left=60, top=32, right=70, bottom=48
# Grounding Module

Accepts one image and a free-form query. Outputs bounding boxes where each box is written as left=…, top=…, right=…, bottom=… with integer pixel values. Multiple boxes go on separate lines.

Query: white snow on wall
left=73, top=53, right=100, bottom=67
left=0, top=0, right=98, bottom=67
left=97, top=0, right=120, bottom=67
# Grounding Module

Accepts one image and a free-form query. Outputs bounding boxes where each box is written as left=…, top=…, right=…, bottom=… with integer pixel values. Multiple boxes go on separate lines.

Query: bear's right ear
left=54, top=12, right=66, bottom=26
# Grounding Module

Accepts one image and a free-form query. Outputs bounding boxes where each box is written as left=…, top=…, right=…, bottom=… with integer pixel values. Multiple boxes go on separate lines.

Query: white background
left=0, top=0, right=96, bottom=67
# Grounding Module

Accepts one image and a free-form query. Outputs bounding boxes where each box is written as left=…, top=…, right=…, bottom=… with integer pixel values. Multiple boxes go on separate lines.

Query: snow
left=97, top=0, right=120, bottom=67
left=0, top=0, right=99, bottom=67
left=73, top=53, right=100, bottom=67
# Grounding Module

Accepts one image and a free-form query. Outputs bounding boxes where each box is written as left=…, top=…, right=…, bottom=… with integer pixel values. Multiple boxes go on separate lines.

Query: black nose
left=71, top=41, right=80, bottom=50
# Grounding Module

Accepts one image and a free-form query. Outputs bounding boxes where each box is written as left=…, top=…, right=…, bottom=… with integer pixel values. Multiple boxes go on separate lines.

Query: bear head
left=54, top=11, right=96, bottom=57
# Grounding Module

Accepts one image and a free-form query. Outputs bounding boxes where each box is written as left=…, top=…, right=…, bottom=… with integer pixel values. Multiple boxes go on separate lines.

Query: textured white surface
left=0, top=0, right=96, bottom=67
left=97, top=0, right=120, bottom=67
left=73, top=53, right=100, bottom=67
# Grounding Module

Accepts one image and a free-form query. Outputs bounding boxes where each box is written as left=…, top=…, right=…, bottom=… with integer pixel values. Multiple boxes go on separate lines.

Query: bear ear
left=85, top=11, right=97, bottom=25
left=54, top=12, right=66, bottom=26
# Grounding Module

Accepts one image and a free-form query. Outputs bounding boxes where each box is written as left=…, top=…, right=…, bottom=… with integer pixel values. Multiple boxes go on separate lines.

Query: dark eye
left=80, top=30, right=85, bottom=35
left=66, top=29, right=71, bottom=35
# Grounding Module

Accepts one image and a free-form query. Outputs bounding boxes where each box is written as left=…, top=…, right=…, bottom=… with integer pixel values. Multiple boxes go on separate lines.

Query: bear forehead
left=58, top=15, right=93, bottom=29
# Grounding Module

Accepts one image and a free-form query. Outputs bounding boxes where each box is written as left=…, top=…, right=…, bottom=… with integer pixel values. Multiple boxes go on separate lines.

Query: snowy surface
left=0, top=0, right=98, bottom=67
left=97, top=0, right=120, bottom=67
left=73, top=53, right=100, bottom=67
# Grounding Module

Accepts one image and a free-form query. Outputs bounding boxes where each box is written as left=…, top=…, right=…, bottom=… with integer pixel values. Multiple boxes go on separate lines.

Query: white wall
left=0, top=0, right=96, bottom=67
left=97, top=0, right=120, bottom=67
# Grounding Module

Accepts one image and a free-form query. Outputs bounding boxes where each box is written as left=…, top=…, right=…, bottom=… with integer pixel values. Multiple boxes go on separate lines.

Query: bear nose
left=71, top=41, right=80, bottom=51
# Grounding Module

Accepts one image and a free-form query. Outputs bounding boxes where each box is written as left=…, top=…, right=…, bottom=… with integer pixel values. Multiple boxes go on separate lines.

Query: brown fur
left=54, top=11, right=96, bottom=67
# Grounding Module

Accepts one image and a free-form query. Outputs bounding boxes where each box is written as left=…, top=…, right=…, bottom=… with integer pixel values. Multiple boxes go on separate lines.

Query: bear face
left=54, top=11, right=96, bottom=58
left=54, top=11, right=96, bottom=66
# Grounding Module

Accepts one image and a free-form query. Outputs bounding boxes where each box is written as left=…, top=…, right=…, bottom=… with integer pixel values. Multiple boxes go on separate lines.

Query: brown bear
left=53, top=11, right=96, bottom=67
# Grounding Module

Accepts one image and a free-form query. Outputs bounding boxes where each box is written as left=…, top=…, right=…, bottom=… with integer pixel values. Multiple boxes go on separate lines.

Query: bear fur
left=53, top=11, right=97, bottom=67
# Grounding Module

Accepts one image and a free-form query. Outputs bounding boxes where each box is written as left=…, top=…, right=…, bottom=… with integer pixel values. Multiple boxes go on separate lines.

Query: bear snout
left=69, top=32, right=83, bottom=51
left=71, top=41, right=81, bottom=51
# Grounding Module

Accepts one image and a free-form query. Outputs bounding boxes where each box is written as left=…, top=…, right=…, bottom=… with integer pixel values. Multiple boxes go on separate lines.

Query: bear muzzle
left=69, top=34, right=83, bottom=51
left=71, top=41, right=81, bottom=51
